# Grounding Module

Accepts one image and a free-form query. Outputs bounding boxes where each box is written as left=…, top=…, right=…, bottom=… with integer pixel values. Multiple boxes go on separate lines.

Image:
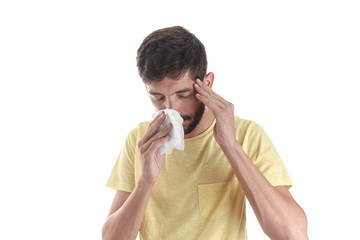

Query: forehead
left=146, top=72, right=194, bottom=94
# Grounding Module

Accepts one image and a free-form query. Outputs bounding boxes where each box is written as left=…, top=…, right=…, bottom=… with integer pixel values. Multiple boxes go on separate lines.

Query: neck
left=184, top=107, right=215, bottom=139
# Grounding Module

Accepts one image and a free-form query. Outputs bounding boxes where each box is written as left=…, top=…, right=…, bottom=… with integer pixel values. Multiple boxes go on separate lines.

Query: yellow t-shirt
left=106, top=117, right=292, bottom=240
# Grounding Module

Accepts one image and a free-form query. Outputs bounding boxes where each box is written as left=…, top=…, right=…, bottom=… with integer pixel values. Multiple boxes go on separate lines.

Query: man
left=102, top=26, right=308, bottom=240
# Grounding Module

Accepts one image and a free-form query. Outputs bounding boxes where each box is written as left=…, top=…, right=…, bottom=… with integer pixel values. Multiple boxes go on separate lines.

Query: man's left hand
left=194, top=78, right=237, bottom=149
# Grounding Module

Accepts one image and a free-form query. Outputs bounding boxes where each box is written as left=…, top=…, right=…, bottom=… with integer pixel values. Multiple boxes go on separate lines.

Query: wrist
left=138, top=175, right=156, bottom=190
left=219, top=137, right=239, bottom=154
left=221, top=139, right=246, bottom=164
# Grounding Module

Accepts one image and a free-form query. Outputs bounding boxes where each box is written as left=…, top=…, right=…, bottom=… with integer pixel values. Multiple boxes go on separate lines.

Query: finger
left=139, top=112, right=166, bottom=147
left=140, top=123, right=172, bottom=153
left=194, top=82, right=226, bottom=109
left=195, top=92, right=222, bottom=112
left=196, top=88, right=227, bottom=110
left=195, top=79, right=228, bottom=107
left=141, top=122, right=172, bottom=152
left=195, top=79, right=227, bottom=105
left=148, top=111, right=164, bottom=128
left=148, top=134, right=170, bottom=156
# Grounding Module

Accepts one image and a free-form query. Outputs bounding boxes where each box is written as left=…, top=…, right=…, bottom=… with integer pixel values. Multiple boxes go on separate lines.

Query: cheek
left=179, top=96, right=200, bottom=113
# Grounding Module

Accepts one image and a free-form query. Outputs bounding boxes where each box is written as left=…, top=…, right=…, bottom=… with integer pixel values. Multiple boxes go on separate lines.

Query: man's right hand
left=137, top=112, right=172, bottom=185
left=103, top=112, right=171, bottom=240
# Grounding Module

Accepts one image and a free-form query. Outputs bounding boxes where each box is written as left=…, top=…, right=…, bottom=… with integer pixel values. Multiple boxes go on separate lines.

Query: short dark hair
left=136, top=26, right=207, bottom=84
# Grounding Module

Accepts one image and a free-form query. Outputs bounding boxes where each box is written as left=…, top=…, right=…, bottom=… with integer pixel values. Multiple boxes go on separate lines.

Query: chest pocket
left=198, top=182, right=232, bottom=220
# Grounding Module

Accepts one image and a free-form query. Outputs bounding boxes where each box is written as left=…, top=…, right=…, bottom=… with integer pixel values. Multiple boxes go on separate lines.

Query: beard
left=181, top=102, right=206, bottom=135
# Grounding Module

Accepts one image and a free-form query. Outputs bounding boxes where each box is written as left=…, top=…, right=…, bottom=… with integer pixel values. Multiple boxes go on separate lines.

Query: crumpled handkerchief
left=152, top=109, right=184, bottom=154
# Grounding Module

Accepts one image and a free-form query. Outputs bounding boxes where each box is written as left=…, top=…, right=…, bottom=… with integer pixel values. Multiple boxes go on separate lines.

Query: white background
left=1, top=0, right=359, bottom=239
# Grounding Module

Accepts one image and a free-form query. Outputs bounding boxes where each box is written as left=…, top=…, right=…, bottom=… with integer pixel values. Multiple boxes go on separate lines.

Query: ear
left=203, top=72, right=215, bottom=88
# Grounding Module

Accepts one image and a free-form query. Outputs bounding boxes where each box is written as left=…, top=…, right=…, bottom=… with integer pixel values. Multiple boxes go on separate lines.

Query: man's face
left=146, top=72, right=205, bottom=135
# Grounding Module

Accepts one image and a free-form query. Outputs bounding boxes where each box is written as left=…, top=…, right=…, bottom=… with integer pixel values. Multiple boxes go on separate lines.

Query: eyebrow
left=149, top=88, right=193, bottom=96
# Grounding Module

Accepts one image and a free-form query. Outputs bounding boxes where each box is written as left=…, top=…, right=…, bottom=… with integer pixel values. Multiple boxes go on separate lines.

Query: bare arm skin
left=102, top=113, right=172, bottom=240
left=223, top=142, right=308, bottom=240
left=195, top=78, right=308, bottom=240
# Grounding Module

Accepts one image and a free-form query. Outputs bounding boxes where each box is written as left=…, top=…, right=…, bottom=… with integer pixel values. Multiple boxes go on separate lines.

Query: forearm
left=102, top=177, right=154, bottom=240
left=222, top=142, right=308, bottom=240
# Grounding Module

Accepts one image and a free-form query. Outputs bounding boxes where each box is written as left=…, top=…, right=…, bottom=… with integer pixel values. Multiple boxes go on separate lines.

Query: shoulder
left=234, top=116, right=258, bottom=133
left=234, top=116, right=253, bottom=127
left=234, top=116, right=265, bottom=132
left=233, top=116, right=268, bottom=145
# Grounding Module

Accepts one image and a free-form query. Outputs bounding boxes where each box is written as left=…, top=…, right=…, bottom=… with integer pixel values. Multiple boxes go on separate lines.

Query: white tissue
left=153, top=109, right=184, bottom=154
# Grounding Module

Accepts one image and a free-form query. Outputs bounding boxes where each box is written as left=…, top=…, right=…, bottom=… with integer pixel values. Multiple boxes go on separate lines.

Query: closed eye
left=178, top=94, right=191, bottom=98
left=155, top=96, right=165, bottom=101
left=177, top=89, right=194, bottom=98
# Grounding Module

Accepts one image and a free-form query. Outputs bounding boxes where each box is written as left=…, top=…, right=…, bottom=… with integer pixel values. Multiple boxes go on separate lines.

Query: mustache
left=181, top=115, right=192, bottom=121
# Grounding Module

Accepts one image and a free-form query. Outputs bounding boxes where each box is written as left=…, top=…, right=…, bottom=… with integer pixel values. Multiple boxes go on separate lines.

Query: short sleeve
left=244, top=122, right=292, bottom=188
left=106, top=127, right=138, bottom=192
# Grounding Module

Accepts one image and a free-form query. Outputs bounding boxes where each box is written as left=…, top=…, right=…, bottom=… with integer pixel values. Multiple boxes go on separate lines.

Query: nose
left=165, top=96, right=181, bottom=113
